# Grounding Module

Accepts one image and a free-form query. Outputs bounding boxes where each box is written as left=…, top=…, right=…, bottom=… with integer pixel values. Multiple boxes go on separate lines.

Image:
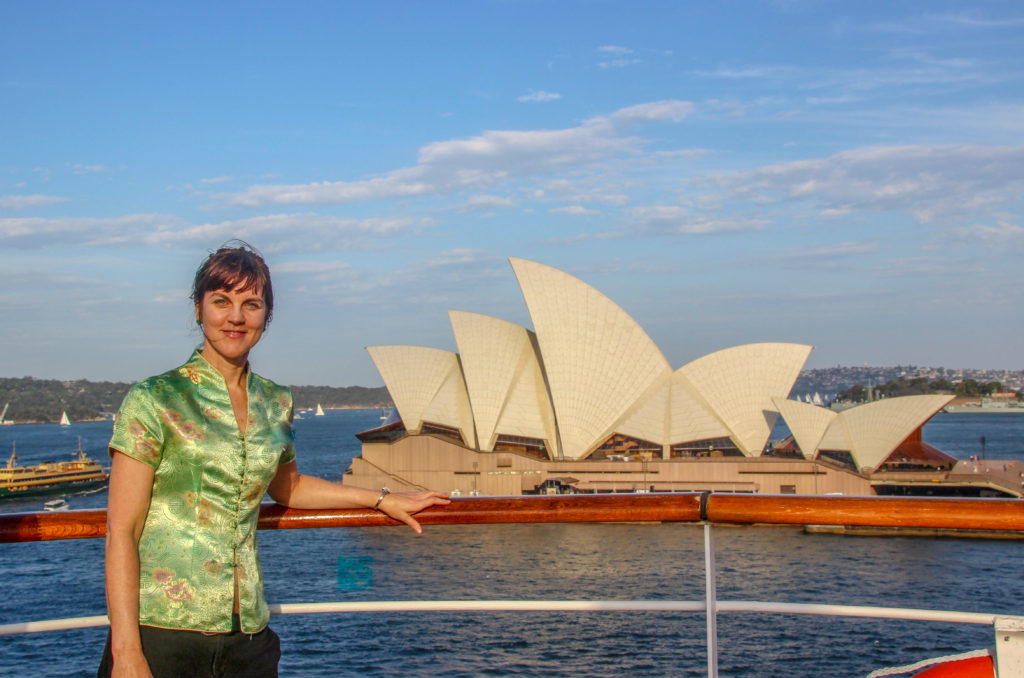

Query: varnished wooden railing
left=1, top=493, right=1022, bottom=544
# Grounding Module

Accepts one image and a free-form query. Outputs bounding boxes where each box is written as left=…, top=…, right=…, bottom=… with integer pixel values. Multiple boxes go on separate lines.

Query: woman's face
left=197, top=284, right=267, bottom=365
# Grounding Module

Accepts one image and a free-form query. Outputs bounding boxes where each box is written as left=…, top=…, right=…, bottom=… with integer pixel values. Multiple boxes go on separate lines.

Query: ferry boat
left=0, top=438, right=108, bottom=500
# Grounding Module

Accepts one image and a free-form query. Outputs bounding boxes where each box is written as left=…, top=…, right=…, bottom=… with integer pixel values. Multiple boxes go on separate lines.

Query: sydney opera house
left=343, top=259, right=1022, bottom=498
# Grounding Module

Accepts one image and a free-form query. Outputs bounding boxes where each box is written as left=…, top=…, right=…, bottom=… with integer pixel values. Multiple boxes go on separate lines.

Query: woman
left=99, top=243, right=449, bottom=678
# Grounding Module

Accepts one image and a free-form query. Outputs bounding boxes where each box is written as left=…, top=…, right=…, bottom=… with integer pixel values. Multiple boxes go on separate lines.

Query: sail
left=315, top=404, right=325, bottom=416
left=59, top=411, right=70, bottom=426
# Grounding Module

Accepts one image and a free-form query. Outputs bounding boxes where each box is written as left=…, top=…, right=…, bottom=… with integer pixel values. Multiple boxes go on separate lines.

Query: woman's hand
left=111, top=647, right=154, bottom=678
left=268, top=462, right=450, bottom=533
left=376, top=491, right=451, bottom=534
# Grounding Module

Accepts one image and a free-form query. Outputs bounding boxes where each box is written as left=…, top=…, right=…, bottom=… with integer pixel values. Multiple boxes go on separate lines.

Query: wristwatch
left=373, top=486, right=391, bottom=510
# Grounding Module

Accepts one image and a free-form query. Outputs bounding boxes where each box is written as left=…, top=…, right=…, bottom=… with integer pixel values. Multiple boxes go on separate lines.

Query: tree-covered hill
left=289, top=385, right=392, bottom=411
left=0, top=377, right=391, bottom=424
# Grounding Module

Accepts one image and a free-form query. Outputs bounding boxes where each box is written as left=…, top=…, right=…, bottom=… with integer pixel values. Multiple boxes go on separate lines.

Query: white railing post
left=704, top=523, right=718, bottom=678
left=995, top=616, right=1024, bottom=677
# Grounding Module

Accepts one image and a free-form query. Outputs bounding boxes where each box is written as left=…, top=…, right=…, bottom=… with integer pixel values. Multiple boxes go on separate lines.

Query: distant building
left=344, top=259, right=1022, bottom=498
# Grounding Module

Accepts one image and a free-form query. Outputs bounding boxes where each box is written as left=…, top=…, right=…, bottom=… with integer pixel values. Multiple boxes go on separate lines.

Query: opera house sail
left=345, top=259, right=1023, bottom=498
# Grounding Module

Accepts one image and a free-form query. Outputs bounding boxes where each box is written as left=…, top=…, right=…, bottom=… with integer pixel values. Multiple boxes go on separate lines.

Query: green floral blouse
left=109, top=351, right=296, bottom=633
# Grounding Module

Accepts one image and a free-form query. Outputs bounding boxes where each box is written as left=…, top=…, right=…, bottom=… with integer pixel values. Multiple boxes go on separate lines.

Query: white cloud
left=0, top=214, right=188, bottom=248
left=628, top=206, right=766, bottom=235
left=582, top=193, right=629, bottom=206
left=544, top=230, right=628, bottom=245
left=516, top=89, right=561, bottom=103
left=752, top=240, right=881, bottom=269
left=460, top=195, right=516, bottom=212
left=0, top=213, right=429, bottom=252
left=652, top=148, right=714, bottom=161
left=928, top=13, right=1024, bottom=29
left=611, top=100, right=694, bottom=124
left=425, top=248, right=490, bottom=266
left=950, top=218, right=1024, bottom=245
left=224, top=100, right=694, bottom=208
left=549, top=205, right=597, bottom=216
left=0, top=194, right=68, bottom=210
left=596, top=45, right=641, bottom=67
left=597, top=58, right=641, bottom=69
left=68, top=163, right=110, bottom=174
left=803, top=59, right=991, bottom=97
left=273, top=260, right=359, bottom=287
left=697, top=67, right=781, bottom=79
left=539, top=180, right=629, bottom=205
left=274, top=260, right=352, bottom=275
left=200, top=176, right=233, bottom=184
left=704, top=144, right=1024, bottom=225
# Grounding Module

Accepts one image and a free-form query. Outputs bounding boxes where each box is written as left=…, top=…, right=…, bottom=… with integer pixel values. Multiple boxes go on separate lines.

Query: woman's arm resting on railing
left=105, top=451, right=156, bottom=678
left=266, top=460, right=450, bottom=534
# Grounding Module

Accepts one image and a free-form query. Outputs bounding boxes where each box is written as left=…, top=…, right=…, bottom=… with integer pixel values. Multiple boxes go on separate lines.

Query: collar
left=180, top=350, right=251, bottom=392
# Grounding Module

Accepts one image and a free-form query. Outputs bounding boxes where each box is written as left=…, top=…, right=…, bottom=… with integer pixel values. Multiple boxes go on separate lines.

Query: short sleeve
left=109, top=383, right=165, bottom=469
left=279, top=439, right=296, bottom=465
left=279, top=388, right=296, bottom=465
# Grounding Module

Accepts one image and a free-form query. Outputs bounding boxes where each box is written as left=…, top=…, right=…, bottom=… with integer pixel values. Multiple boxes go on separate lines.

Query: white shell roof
left=615, top=374, right=733, bottom=446
left=367, top=260, right=947, bottom=468
left=677, top=343, right=812, bottom=455
left=510, top=257, right=672, bottom=460
left=772, top=397, right=838, bottom=459
left=826, top=394, right=954, bottom=471
left=612, top=374, right=672, bottom=445
left=366, top=345, right=476, bottom=445
left=449, top=310, right=559, bottom=457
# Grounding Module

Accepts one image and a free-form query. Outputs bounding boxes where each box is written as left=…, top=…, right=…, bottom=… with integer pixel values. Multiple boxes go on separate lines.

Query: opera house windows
left=816, top=450, right=857, bottom=472
left=420, top=421, right=464, bottom=444
left=593, top=434, right=661, bottom=460
left=671, top=438, right=743, bottom=458
left=494, top=434, right=549, bottom=460
left=355, top=419, right=406, bottom=443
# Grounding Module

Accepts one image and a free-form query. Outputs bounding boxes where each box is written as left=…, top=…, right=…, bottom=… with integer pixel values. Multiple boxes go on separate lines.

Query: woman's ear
left=195, top=303, right=202, bottom=326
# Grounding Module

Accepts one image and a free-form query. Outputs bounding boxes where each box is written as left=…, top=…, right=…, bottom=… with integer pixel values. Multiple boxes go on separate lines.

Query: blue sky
left=2, top=1, right=1022, bottom=386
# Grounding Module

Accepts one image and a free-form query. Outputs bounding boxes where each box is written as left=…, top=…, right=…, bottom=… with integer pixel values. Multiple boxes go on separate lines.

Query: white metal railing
left=1, top=525, right=1022, bottom=677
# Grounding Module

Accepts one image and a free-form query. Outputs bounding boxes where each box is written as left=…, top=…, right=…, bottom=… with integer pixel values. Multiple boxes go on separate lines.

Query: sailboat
left=59, top=411, right=71, bottom=427
left=0, top=403, right=12, bottom=426
left=315, top=404, right=325, bottom=417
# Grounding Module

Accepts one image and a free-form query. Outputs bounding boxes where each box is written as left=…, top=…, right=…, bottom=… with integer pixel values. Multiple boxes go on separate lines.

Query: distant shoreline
left=1, top=405, right=390, bottom=426
left=944, top=405, right=1024, bottom=414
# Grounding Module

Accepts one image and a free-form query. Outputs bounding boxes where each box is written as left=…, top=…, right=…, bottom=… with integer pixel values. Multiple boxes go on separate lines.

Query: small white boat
left=315, top=404, right=325, bottom=416
left=43, top=498, right=69, bottom=511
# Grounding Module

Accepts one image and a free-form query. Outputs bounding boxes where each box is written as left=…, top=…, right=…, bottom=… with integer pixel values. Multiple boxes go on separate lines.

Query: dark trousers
left=97, top=615, right=280, bottom=678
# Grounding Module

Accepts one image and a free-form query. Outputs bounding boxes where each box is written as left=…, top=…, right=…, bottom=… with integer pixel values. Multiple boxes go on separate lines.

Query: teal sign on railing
left=337, top=556, right=373, bottom=591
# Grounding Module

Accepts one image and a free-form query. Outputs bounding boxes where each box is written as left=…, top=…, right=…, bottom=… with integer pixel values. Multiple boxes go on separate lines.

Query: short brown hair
left=192, top=241, right=274, bottom=326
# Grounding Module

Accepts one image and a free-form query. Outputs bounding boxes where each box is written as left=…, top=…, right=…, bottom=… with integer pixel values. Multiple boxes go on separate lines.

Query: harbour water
left=1, top=410, right=1022, bottom=676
